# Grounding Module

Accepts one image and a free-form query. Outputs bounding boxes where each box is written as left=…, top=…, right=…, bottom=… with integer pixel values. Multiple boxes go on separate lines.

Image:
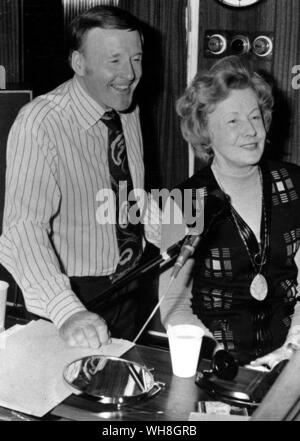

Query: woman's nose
left=244, top=119, right=257, bottom=136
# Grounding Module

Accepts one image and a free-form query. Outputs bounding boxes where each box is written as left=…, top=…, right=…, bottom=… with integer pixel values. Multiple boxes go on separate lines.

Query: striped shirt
left=0, top=76, right=160, bottom=328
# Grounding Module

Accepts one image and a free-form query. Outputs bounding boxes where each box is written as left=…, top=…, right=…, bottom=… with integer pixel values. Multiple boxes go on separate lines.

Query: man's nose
left=121, top=61, right=135, bottom=80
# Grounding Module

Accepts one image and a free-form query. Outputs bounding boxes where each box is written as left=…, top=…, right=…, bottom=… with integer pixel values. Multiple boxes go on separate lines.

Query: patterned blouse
left=179, top=160, right=300, bottom=364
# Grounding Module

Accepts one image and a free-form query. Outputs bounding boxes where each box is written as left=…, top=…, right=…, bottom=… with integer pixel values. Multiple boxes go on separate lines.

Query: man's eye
left=252, top=114, right=262, bottom=120
left=228, top=119, right=236, bottom=125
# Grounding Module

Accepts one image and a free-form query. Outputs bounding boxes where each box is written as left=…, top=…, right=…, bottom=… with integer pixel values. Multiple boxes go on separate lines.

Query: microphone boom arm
left=86, top=241, right=181, bottom=310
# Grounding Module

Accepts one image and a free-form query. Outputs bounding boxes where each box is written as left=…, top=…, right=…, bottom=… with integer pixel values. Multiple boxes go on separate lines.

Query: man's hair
left=68, top=5, right=143, bottom=57
left=176, top=55, right=274, bottom=163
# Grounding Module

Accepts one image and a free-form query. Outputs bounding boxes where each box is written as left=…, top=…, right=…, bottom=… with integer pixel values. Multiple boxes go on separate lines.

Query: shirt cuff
left=141, top=193, right=162, bottom=249
left=45, top=289, right=87, bottom=329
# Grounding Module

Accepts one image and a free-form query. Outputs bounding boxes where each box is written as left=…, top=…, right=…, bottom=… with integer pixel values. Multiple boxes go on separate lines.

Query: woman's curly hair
left=176, top=55, right=274, bottom=163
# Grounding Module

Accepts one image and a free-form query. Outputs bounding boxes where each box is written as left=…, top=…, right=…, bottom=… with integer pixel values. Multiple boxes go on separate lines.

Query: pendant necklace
left=213, top=165, right=269, bottom=302
left=230, top=200, right=269, bottom=301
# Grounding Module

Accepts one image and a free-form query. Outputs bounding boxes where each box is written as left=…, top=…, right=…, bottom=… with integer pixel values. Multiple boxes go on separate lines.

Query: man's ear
left=71, top=50, right=86, bottom=76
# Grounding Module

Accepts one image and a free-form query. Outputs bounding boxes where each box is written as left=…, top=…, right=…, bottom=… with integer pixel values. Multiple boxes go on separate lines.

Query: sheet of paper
left=189, top=412, right=250, bottom=421
left=0, top=324, right=23, bottom=348
left=0, top=319, right=134, bottom=417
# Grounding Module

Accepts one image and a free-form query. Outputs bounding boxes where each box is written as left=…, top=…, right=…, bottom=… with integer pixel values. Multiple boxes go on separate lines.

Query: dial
left=217, top=0, right=261, bottom=7
left=252, top=35, right=273, bottom=57
left=207, top=34, right=227, bottom=55
left=230, top=35, right=250, bottom=55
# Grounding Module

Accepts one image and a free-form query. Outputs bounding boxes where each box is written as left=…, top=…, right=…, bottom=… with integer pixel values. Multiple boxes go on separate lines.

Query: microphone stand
left=86, top=241, right=182, bottom=311
left=87, top=190, right=229, bottom=335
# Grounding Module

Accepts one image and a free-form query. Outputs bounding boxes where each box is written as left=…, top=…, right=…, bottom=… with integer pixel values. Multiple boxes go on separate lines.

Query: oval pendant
left=250, top=274, right=268, bottom=301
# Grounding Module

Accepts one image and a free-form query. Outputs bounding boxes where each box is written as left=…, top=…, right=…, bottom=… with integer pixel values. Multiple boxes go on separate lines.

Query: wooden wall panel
left=272, top=0, right=300, bottom=164
left=199, top=0, right=275, bottom=35
left=62, top=0, right=118, bottom=26
left=197, top=0, right=300, bottom=166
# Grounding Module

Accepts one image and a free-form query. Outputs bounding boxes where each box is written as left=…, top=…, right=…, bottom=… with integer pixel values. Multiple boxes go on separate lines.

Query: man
left=0, top=6, right=160, bottom=349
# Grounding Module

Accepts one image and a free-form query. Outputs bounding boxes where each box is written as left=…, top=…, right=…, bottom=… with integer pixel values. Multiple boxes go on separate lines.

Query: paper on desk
left=0, top=319, right=134, bottom=417
left=189, top=412, right=250, bottom=421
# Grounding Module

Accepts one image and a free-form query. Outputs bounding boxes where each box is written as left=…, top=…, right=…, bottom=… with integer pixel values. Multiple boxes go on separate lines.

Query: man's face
left=75, top=27, right=142, bottom=112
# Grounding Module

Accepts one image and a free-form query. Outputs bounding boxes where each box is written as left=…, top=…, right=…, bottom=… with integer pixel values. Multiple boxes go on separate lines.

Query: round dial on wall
left=217, top=0, right=261, bottom=7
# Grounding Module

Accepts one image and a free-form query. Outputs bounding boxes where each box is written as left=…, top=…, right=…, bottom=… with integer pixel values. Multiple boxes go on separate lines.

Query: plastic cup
left=0, top=281, right=9, bottom=332
left=167, top=324, right=204, bottom=378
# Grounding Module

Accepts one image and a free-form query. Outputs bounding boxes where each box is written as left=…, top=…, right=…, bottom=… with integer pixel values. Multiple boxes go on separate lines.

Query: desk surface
left=52, top=344, right=209, bottom=421
left=2, top=315, right=207, bottom=421
left=3, top=315, right=288, bottom=422
left=3, top=332, right=298, bottom=422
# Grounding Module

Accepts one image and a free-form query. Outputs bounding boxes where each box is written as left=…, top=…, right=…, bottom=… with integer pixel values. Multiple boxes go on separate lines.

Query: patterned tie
left=101, top=110, right=143, bottom=282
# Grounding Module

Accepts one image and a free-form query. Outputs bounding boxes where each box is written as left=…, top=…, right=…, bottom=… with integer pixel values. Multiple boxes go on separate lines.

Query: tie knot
left=102, top=109, right=117, bottom=120
left=101, top=110, right=122, bottom=131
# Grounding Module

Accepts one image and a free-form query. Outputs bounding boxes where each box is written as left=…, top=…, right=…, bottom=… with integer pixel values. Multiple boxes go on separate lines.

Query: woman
left=160, top=56, right=300, bottom=367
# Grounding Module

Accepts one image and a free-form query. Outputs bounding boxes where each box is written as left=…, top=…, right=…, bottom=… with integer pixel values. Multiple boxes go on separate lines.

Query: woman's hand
left=250, top=332, right=300, bottom=370
left=250, top=345, right=292, bottom=370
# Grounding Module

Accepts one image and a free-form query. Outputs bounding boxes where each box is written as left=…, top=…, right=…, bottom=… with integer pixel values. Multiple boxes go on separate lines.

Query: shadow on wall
left=135, top=21, right=164, bottom=191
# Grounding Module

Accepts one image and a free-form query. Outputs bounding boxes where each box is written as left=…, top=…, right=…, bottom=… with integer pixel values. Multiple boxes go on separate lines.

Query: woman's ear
left=71, top=50, right=86, bottom=76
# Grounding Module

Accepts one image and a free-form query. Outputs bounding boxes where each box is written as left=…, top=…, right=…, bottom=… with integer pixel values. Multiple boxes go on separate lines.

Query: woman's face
left=207, top=87, right=266, bottom=171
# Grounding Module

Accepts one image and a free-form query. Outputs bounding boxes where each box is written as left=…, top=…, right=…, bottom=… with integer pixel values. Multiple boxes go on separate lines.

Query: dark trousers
left=24, top=245, right=159, bottom=341
left=69, top=276, right=140, bottom=341
left=68, top=244, right=159, bottom=341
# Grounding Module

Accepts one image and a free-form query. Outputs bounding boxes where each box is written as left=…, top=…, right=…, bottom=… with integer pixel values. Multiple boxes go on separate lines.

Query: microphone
left=171, top=234, right=201, bottom=279
left=170, top=188, right=229, bottom=279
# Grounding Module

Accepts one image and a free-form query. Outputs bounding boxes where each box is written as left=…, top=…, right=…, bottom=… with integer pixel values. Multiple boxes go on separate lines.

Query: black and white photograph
left=0, top=0, right=300, bottom=426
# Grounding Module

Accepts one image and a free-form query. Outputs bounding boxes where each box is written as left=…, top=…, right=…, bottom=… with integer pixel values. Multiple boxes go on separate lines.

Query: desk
left=4, top=315, right=300, bottom=421
left=51, top=344, right=210, bottom=421
left=2, top=315, right=208, bottom=421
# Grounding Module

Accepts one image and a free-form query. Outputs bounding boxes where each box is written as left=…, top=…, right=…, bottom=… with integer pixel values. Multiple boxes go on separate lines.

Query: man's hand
left=59, top=310, right=111, bottom=349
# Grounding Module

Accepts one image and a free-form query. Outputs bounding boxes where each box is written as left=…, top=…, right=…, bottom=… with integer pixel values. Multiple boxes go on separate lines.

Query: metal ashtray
left=63, top=355, right=163, bottom=407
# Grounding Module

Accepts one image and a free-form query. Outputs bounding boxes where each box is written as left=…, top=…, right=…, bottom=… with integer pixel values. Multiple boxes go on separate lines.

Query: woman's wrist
left=284, top=326, right=300, bottom=353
